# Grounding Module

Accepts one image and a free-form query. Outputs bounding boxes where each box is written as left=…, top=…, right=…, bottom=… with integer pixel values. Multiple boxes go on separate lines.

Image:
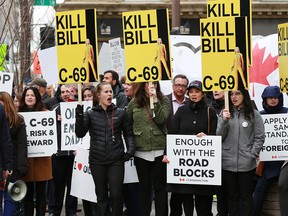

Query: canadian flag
left=249, top=34, right=282, bottom=109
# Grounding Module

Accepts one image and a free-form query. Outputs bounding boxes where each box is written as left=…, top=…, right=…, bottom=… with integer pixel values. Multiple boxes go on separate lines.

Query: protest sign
left=200, top=16, right=249, bottom=91
left=60, top=101, right=92, bottom=151
left=71, top=147, right=97, bottom=203
left=20, top=111, right=57, bottom=157
left=123, top=9, right=172, bottom=82
left=0, top=72, right=13, bottom=95
left=109, top=37, right=125, bottom=76
left=278, top=22, right=288, bottom=92
left=0, top=44, right=7, bottom=72
left=56, top=9, right=99, bottom=83
left=167, top=135, right=221, bottom=185
left=207, top=0, right=252, bottom=65
left=260, top=113, right=288, bottom=161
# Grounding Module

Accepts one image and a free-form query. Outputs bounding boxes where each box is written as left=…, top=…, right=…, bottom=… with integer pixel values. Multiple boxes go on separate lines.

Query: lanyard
left=105, top=108, right=115, bottom=142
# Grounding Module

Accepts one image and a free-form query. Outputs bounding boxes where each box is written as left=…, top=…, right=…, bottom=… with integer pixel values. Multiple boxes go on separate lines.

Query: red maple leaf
left=249, top=44, right=278, bottom=85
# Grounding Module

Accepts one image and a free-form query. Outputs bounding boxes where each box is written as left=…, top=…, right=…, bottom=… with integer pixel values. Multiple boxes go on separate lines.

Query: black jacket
left=75, top=104, right=135, bottom=165
left=113, top=84, right=128, bottom=109
left=168, top=99, right=219, bottom=195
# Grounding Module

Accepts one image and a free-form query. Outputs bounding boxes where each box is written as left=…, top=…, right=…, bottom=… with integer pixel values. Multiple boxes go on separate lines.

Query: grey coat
left=216, top=108, right=265, bottom=172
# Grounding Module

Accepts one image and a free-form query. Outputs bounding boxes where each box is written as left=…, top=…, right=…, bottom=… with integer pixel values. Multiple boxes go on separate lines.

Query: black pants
left=279, top=163, right=288, bottom=216
left=169, top=192, right=183, bottom=216
left=134, top=156, right=168, bottom=216
left=48, top=156, right=77, bottom=216
left=222, top=169, right=255, bottom=216
left=25, top=181, right=47, bottom=203
left=123, top=183, right=140, bottom=216
left=90, top=160, right=124, bottom=216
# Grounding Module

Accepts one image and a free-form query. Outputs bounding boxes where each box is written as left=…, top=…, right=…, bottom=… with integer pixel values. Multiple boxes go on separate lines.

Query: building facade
left=55, top=0, right=288, bottom=42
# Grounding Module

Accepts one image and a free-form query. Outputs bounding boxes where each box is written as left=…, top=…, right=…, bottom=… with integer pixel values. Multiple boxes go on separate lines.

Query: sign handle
left=149, top=82, right=154, bottom=110
left=78, top=83, right=82, bottom=105
left=224, top=91, right=229, bottom=111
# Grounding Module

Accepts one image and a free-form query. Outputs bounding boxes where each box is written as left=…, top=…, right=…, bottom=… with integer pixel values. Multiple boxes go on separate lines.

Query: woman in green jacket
left=126, top=81, right=170, bottom=216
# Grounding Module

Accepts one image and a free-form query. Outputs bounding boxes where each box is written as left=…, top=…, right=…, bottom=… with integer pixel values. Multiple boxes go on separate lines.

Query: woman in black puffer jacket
left=75, top=82, right=135, bottom=216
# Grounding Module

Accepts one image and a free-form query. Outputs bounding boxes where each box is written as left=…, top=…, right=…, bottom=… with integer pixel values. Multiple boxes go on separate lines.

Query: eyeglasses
left=173, top=84, right=187, bottom=88
left=230, top=91, right=242, bottom=97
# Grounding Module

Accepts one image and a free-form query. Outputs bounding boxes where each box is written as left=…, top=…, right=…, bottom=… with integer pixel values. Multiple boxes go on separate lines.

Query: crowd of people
left=0, top=71, right=288, bottom=216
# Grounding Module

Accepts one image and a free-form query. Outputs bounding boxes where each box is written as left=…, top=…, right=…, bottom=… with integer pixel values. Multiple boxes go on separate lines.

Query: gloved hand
left=76, top=104, right=84, bottom=116
left=123, top=153, right=132, bottom=162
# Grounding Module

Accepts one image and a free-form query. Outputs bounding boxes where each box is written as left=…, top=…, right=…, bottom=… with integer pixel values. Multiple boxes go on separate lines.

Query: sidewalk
left=59, top=197, right=218, bottom=215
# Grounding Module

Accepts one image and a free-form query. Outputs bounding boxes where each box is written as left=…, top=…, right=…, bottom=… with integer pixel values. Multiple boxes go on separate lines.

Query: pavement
left=58, top=196, right=218, bottom=216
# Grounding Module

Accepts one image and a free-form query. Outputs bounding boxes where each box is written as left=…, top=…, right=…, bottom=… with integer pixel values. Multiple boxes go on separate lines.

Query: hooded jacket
left=260, top=85, right=288, bottom=179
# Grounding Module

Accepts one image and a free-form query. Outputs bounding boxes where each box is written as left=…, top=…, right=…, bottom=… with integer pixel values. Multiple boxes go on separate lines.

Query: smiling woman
left=18, top=86, right=52, bottom=216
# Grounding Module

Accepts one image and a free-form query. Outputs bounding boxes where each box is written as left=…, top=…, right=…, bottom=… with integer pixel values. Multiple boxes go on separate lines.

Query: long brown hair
left=134, top=81, right=163, bottom=108
left=19, top=86, right=46, bottom=112
left=0, top=91, right=21, bottom=128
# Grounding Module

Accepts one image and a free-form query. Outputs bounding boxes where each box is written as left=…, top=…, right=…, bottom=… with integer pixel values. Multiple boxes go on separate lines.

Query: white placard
left=60, top=101, right=92, bottom=151
left=260, top=113, right=288, bottom=161
left=20, top=111, right=57, bottom=158
left=71, top=147, right=97, bottom=203
left=109, top=37, right=125, bottom=77
left=38, top=46, right=58, bottom=86
left=0, top=72, right=13, bottom=95
left=167, top=134, right=221, bottom=185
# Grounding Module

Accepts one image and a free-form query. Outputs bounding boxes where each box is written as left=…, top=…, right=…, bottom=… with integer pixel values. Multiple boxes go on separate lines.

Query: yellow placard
left=278, top=23, right=288, bottom=92
left=56, top=9, right=99, bottom=84
left=207, top=0, right=252, bottom=66
left=201, top=16, right=249, bottom=91
left=123, top=9, right=172, bottom=83
left=207, top=0, right=240, bottom=18
left=0, top=44, right=7, bottom=72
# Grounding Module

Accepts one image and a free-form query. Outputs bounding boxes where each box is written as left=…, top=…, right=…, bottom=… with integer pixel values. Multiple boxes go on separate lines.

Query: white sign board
left=60, top=101, right=92, bottom=151
left=38, top=46, right=58, bottom=86
left=71, top=147, right=97, bottom=203
left=167, top=134, right=221, bottom=185
left=109, top=37, right=125, bottom=76
left=0, top=72, right=13, bottom=95
left=20, top=111, right=57, bottom=157
left=260, top=113, right=288, bottom=161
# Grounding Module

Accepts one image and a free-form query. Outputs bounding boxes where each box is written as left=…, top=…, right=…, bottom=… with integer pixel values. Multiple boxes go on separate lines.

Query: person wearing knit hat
left=253, top=85, right=288, bottom=216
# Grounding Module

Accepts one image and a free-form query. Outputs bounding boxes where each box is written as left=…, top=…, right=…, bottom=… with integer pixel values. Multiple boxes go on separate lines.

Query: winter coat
left=167, top=99, right=219, bottom=195
left=0, top=104, right=13, bottom=180
left=75, top=104, right=135, bottom=165
left=10, top=115, right=28, bottom=181
left=217, top=108, right=265, bottom=172
left=260, top=85, right=287, bottom=179
left=113, top=84, right=128, bottom=108
left=126, top=96, right=170, bottom=151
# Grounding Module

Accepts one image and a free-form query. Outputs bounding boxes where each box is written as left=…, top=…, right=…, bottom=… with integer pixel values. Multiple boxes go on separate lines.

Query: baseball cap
left=29, top=78, right=47, bottom=88
left=187, top=80, right=202, bottom=91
